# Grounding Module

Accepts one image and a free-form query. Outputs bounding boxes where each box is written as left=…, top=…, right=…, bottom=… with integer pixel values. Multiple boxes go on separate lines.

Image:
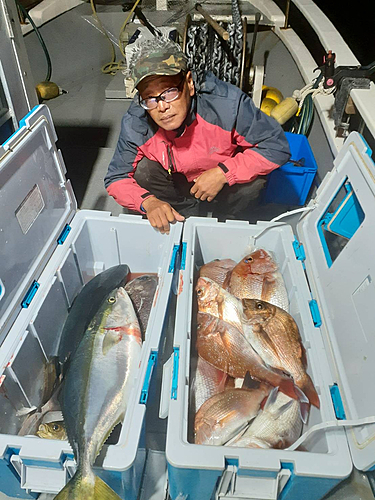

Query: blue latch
left=57, top=224, right=71, bottom=245
left=169, top=244, right=180, bottom=273
left=292, top=237, right=306, bottom=262
left=21, top=281, right=40, bottom=308
left=330, top=384, right=346, bottom=420
left=139, top=351, right=158, bottom=404
left=309, top=299, right=322, bottom=327
left=171, top=347, right=180, bottom=400
left=180, top=242, right=187, bottom=270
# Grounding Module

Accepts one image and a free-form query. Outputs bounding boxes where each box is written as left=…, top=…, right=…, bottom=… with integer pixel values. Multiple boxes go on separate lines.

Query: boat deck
left=1, top=3, right=374, bottom=499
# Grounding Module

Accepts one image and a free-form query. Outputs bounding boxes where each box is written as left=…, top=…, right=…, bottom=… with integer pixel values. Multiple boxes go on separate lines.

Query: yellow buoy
left=271, top=97, right=299, bottom=125
left=260, top=86, right=284, bottom=116
left=35, top=81, right=61, bottom=101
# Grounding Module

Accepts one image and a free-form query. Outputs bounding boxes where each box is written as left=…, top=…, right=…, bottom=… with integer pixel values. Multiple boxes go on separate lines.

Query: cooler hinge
left=180, top=242, right=187, bottom=270
left=169, top=244, right=180, bottom=273
left=292, top=237, right=306, bottom=262
left=140, top=351, right=158, bottom=404
left=309, top=299, right=322, bottom=327
left=21, top=281, right=40, bottom=308
left=57, top=224, right=71, bottom=245
left=330, top=384, right=346, bottom=420
left=171, top=347, right=179, bottom=400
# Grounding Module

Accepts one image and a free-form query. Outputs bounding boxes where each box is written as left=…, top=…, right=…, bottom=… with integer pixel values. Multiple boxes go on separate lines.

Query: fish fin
left=263, top=386, right=279, bottom=411
left=94, top=475, right=122, bottom=500
left=250, top=323, right=281, bottom=366
left=54, top=472, right=122, bottom=500
left=299, top=401, right=310, bottom=425
left=294, top=385, right=309, bottom=405
left=260, top=275, right=277, bottom=303
left=16, top=406, right=37, bottom=417
left=102, top=330, right=122, bottom=355
left=277, top=378, right=301, bottom=402
left=242, top=372, right=260, bottom=390
left=275, top=400, right=295, bottom=418
left=297, top=374, right=320, bottom=409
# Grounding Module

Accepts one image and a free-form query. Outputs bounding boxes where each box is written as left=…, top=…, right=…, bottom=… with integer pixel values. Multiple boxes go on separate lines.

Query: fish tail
left=297, top=374, right=320, bottom=409
left=54, top=471, right=122, bottom=500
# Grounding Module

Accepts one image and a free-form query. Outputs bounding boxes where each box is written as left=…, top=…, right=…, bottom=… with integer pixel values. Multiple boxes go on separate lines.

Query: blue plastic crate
left=263, top=132, right=318, bottom=206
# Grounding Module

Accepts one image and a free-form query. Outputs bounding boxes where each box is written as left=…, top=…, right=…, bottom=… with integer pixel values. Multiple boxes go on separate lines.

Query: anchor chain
left=185, top=0, right=244, bottom=87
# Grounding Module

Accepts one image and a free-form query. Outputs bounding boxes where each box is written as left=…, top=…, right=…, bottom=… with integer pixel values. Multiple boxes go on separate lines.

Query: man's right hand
left=142, top=196, right=185, bottom=234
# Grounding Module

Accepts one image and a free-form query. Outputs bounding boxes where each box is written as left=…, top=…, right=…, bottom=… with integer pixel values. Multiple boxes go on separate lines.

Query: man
left=105, top=38, right=290, bottom=233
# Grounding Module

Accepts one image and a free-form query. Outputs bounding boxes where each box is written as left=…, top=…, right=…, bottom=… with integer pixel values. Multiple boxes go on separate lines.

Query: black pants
left=134, top=157, right=267, bottom=220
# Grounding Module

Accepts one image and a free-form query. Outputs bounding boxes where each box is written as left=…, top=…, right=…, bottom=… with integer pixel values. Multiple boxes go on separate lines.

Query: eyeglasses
left=139, top=75, right=185, bottom=110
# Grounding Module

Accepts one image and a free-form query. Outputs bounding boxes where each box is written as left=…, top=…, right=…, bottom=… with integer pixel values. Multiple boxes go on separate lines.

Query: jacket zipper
left=166, top=144, right=177, bottom=175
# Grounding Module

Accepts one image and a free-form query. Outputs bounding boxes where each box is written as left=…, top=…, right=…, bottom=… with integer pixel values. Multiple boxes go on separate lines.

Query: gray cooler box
left=0, top=105, right=182, bottom=498
left=164, top=132, right=375, bottom=500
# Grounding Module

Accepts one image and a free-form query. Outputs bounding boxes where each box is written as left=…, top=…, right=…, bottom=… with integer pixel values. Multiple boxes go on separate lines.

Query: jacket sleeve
left=220, top=93, right=291, bottom=185
left=104, top=115, right=152, bottom=212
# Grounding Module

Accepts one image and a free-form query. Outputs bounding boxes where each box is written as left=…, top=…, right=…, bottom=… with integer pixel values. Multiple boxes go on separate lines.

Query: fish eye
left=52, top=424, right=60, bottom=431
left=107, top=296, right=116, bottom=304
left=256, top=302, right=263, bottom=310
left=244, top=257, right=253, bottom=263
left=197, top=289, right=203, bottom=297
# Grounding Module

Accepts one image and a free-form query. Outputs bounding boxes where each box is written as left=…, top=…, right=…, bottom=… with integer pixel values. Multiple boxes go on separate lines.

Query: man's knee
left=133, top=158, right=165, bottom=191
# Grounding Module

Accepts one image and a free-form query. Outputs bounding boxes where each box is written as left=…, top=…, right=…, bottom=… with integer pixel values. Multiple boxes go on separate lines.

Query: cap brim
left=133, top=67, right=183, bottom=91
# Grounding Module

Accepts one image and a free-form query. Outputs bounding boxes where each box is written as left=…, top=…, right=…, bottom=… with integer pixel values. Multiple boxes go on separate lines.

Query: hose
left=15, top=0, right=52, bottom=82
left=90, top=0, right=143, bottom=74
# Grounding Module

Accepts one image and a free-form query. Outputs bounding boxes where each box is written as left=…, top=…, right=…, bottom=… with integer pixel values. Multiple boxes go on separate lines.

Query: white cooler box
left=164, top=132, right=375, bottom=500
left=0, top=105, right=182, bottom=498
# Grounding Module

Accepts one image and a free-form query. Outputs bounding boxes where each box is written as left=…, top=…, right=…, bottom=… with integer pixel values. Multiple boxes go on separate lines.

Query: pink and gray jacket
left=105, top=72, right=291, bottom=212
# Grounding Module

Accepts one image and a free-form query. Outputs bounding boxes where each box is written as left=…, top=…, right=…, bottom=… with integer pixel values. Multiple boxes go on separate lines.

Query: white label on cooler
left=15, top=184, right=45, bottom=234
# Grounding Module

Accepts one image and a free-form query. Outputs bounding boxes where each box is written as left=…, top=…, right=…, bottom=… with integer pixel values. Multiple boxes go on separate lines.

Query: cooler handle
left=10, top=454, right=70, bottom=494
left=215, top=465, right=291, bottom=500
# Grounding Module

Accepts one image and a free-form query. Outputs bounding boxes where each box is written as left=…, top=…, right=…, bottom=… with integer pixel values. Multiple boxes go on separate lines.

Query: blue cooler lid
left=297, top=131, right=375, bottom=471
left=0, top=105, right=76, bottom=342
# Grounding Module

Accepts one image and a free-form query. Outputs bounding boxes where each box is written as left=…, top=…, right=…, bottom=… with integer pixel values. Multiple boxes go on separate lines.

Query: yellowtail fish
left=37, top=421, right=67, bottom=441
left=54, top=286, right=142, bottom=500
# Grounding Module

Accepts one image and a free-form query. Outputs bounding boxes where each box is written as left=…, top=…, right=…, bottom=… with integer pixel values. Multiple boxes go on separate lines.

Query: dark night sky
left=313, top=1, right=375, bottom=66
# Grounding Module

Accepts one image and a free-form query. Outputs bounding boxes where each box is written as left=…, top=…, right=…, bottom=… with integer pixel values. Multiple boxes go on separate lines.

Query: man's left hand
left=190, top=167, right=227, bottom=202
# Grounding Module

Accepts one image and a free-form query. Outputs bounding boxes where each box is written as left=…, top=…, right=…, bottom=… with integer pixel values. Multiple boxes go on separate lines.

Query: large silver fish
left=230, top=387, right=308, bottom=449
left=37, top=421, right=67, bottom=441
left=58, top=265, right=130, bottom=370
left=54, top=286, right=142, bottom=500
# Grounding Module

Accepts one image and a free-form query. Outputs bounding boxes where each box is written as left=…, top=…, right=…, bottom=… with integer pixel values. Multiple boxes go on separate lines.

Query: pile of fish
left=191, top=248, right=318, bottom=450
left=18, top=265, right=158, bottom=500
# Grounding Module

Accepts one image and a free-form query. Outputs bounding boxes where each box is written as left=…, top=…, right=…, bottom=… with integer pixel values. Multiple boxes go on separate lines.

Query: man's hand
left=190, top=167, right=227, bottom=202
left=142, top=196, right=185, bottom=234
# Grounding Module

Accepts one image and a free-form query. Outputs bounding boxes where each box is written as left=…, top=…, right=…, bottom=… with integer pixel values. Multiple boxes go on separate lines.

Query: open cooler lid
left=297, top=131, right=375, bottom=471
left=0, top=105, right=76, bottom=342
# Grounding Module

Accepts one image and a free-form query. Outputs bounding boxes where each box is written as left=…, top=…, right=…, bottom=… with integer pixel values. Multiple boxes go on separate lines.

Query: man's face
left=137, top=72, right=195, bottom=131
